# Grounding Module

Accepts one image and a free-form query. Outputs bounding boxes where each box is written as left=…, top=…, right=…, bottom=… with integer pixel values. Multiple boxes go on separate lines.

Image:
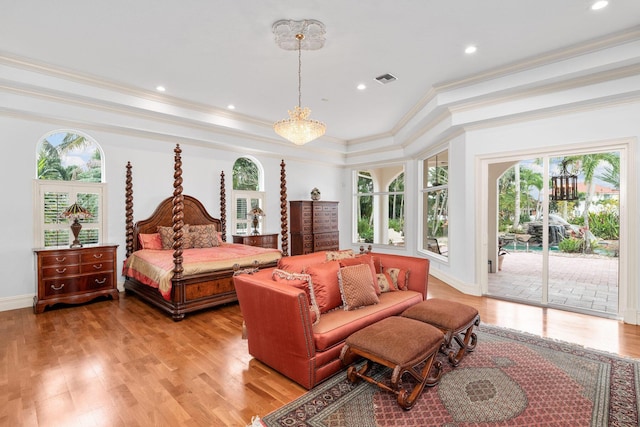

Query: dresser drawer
left=40, top=253, right=81, bottom=267
left=42, top=265, right=81, bottom=279
left=43, top=277, right=82, bottom=296
left=81, top=261, right=111, bottom=273
left=80, top=249, right=114, bottom=263
left=83, top=273, right=114, bottom=291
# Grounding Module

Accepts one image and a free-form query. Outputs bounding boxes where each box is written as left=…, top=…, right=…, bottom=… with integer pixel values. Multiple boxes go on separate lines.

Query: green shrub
left=559, top=237, right=584, bottom=253
left=358, top=219, right=374, bottom=243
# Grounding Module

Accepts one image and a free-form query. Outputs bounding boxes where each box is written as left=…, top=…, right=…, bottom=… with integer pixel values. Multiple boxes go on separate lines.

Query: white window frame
left=231, top=190, right=266, bottom=235
left=419, top=149, right=449, bottom=259
left=33, top=180, right=107, bottom=248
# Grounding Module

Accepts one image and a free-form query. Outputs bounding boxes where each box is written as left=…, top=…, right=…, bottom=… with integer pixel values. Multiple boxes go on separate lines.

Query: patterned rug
left=259, top=324, right=640, bottom=427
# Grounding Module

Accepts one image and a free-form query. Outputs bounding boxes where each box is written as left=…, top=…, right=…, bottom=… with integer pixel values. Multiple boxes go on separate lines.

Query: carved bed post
left=220, top=171, right=227, bottom=242
left=172, top=144, right=185, bottom=280
left=125, top=161, right=134, bottom=258
left=280, top=159, right=289, bottom=256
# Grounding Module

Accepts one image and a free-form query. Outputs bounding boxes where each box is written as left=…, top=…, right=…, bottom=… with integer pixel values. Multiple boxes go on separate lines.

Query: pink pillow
left=386, top=267, right=410, bottom=291
left=305, top=261, right=342, bottom=313
left=139, top=233, right=162, bottom=250
left=272, top=269, right=319, bottom=325
left=277, top=252, right=328, bottom=274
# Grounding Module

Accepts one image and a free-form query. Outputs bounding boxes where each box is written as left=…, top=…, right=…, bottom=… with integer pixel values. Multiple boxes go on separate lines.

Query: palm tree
left=563, top=152, right=619, bottom=249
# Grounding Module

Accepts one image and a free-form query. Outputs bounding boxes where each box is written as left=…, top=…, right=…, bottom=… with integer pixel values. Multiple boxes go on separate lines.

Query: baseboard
left=429, top=269, right=481, bottom=296
left=0, top=294, right=34, bottom=312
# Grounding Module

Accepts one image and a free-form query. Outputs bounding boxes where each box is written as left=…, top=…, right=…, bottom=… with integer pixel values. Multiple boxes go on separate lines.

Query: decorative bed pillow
left=272, top=269, right=320, bottom=325
left=386, top=267, right=410, bottom=290
left=325, top=249, right=355, bottom=261
left=189, top=224, right=220, bottom=248
left=376, top=272, right=398, bottom=293
left=139, top=233, right=163, bottom=250
left=305, top=260, right=342, bottom=313
left=157, top=225, right=192, bottom=249
left=339, top=254, right=381, bottom=295
left=338, top=264, right=379, bottom=311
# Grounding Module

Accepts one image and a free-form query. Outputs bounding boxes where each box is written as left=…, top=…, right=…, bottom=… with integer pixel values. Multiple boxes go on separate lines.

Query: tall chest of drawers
left=289, top=201, right=339, bottom=255
left=33, top=244, right=119, bottom=313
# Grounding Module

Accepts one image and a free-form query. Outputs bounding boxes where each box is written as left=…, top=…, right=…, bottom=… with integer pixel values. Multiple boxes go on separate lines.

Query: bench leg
left=447, top=315, right=480, bottom=367
left=396, top=354, right=443, bottom=410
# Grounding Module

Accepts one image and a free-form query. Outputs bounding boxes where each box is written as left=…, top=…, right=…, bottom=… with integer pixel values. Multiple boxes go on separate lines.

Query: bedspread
left=122, top=243, right=281, bottom=300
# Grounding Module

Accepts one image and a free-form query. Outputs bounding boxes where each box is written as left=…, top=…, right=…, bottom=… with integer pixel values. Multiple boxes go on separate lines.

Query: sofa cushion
left=338, top=264, right=379, bottom=311
left=277, top=252, right=328, bottom=274
left=272, top=269, right=320, bottom=325
left=339, top=254, right=381, bottom=294
left=312, top=290, right=423, bottom=352
left=305, top=260, right=342, bottom=313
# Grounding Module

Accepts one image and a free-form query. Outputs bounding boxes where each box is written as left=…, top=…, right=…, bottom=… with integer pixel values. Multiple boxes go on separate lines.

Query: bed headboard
left=132, top=195, right=222, bottom=252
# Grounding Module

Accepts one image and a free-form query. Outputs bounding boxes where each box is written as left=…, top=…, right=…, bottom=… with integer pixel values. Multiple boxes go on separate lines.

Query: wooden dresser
left=232, top=233, right=278, bottom=249
left=290, top=200, right=339, bottom=255
left=33, top=244, right=119, bottom=313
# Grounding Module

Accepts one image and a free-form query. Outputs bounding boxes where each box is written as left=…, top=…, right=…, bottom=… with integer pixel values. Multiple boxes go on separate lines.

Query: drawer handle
left=56, top=257, right=66, bottom=262
left=93, top=254, right=103, bottom=259
left=56, top=268, right=67, bottom=273
left=95, top=278, right=107, bottom=285
left=51, top=284, right=65, bottom=291
left=93, top=264, right=103, bottom=270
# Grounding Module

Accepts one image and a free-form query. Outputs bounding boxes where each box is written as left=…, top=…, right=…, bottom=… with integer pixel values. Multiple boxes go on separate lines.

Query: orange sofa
left=233, top=251, right=429, bottom=389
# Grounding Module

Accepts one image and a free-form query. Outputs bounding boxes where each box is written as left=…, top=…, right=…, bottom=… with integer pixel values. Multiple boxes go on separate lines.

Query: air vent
left=375, top=73, right=397, bottom=84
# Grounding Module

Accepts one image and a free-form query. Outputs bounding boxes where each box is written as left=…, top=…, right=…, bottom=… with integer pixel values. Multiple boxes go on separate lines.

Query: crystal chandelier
left=273, top=21, right=326, bottom=145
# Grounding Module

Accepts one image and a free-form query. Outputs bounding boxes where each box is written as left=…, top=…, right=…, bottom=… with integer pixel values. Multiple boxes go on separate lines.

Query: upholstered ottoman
left=339, top=316, right=444, bottom=410
left=402, top=298, right=480, bottom=367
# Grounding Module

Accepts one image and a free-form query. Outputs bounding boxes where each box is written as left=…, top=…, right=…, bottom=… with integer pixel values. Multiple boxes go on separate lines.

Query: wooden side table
left=232, top=233, right=278, bottom=249
left=33, top=244, right=119, bottom=313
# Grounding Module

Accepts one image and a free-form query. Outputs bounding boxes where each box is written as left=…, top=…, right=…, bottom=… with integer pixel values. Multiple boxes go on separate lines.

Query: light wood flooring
left=2, top=277, right=639, bottom=426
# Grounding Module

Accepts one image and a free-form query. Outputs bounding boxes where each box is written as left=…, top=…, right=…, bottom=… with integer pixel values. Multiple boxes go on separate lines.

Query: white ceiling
left=2, top=0, right=640, bottom=142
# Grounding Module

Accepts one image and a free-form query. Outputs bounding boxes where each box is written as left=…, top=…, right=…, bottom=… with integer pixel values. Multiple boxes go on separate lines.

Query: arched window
left=232, top=157, right=265, bottom=235
left=354, top=164, right=405, bottom=246
left=34, top=130, right=107, bottom=247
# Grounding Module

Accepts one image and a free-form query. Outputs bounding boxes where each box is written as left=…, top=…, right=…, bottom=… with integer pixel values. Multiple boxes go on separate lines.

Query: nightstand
left=33, top=244, right=119, bottom=313
left=232, top=233, right=278, bottom=249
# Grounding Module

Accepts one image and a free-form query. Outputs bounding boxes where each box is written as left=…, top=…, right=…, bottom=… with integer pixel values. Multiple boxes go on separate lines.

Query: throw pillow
left=339, top=254, right=381, bottom=295
left=305, top=260, right=342, bottom=313
left=277, top=252, right=327, bottom=274
left=189, top=224, right=220, bottom=248
left=386, top=267, right=410, bottom=291
left=338, top=264, right=379, bottom=311
left=138, top=233, right=162, bottom=250
left=376, top=272, right=398, bottom=293
left=157, top=225, right=192, bottom=249
left=272, top=269, right=320, bottom=325
left=325, top=249, right=355, bottom=261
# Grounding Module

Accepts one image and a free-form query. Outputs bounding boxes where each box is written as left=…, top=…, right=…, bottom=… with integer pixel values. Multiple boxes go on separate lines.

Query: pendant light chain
left=297, top=33, right=303, bottom=109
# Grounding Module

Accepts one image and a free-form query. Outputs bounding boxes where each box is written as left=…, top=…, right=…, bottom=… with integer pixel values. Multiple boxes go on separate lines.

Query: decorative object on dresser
left=310, top=187, right=321, bottom=200
left=248, top=206, right=265, bottom=235
left=289, top=200, right=338, bottom=255
left=33, top=244, right=118, bottom=313
left=232, top=233, right=278, bottom=249
left=60, top=202, right=92, bottom=248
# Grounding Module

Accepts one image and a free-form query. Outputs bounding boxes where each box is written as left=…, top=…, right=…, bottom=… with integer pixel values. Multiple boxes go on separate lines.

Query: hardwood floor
left=1, top=277, right=639, bottom=426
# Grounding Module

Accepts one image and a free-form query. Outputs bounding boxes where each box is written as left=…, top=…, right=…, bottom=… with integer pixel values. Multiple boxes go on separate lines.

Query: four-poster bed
left=122, top=144, right=283, bottom=320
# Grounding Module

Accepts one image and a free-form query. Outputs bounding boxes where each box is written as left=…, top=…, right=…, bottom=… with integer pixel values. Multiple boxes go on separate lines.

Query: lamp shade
left=62, top=202, right=92, bottom=219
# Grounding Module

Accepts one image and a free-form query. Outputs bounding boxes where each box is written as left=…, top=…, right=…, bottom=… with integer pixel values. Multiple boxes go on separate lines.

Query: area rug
left=259, top=324, right=640, bottom=427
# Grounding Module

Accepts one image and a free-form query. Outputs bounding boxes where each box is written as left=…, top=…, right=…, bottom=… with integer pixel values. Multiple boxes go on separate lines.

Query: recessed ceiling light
left=591, top=0, right=608, bottom=10
left=465, top=45, right=477, bottom=54
left=227, top=104, right=236, bottom=110
left=357, top=83, right=366, bottom=90
left=156, top=85, right=166, bottom=92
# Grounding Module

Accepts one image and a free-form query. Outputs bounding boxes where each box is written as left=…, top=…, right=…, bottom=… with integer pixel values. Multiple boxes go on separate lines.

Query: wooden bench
left=402, top=298, right=480, bottom=366
left=339, top=316, right=444, bottom=410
